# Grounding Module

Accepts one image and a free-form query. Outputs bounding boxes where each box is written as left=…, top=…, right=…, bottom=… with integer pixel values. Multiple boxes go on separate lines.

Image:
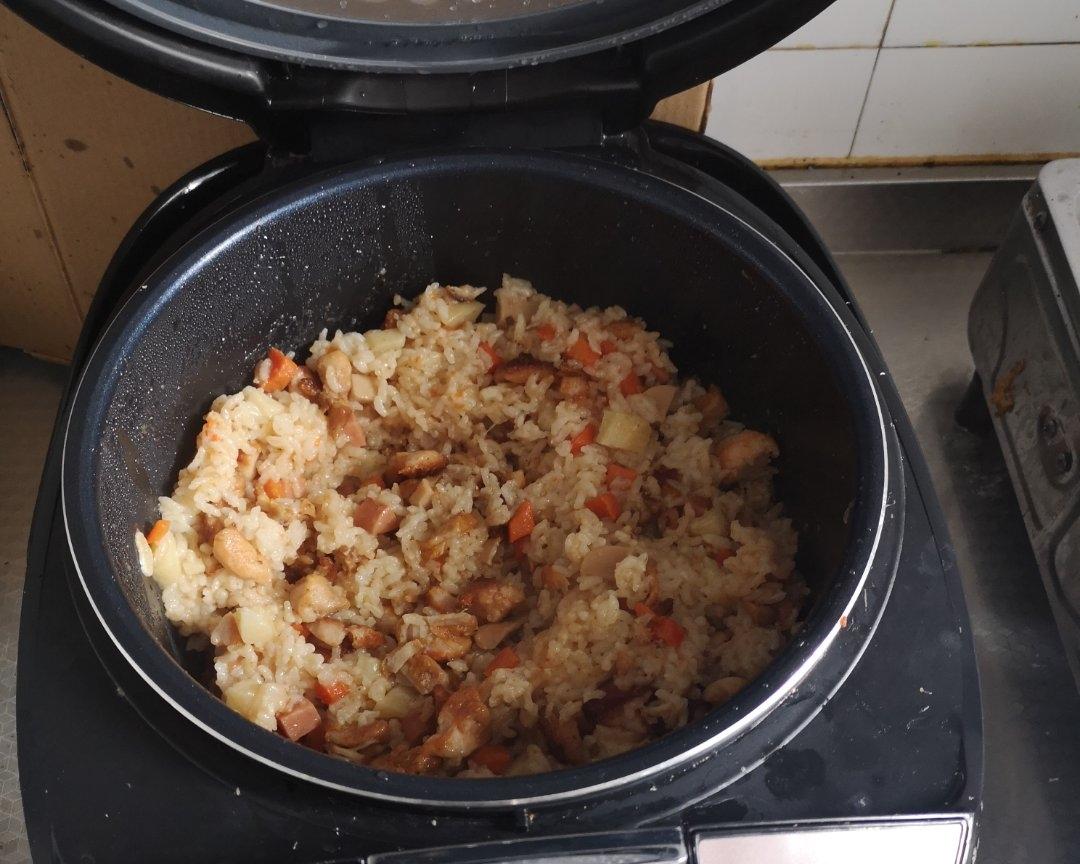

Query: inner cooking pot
left=62, top=149, right=899, bottom=808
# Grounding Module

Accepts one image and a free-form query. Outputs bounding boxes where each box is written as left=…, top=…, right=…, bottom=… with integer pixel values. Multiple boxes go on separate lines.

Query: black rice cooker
left=10, top=0, right=983, bottom=860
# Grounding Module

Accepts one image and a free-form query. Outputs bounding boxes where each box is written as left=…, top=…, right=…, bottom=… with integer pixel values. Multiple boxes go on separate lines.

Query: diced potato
left=351, top=373, right=379, bottom=402
left=364, top=329, right=407, bottom=354
left=222, top=680, right=259, bottom=718
left=376, top=685, right=417, bottom=719
left=224, top=681, right=286, bottom=730
left=596, top=410, right=651, bottom=453
left=151, top=531, right=183, bottom=588
left=644, top=385, right=678, bottom=417
left=442, top=300, right=485, bottom=329
left=235, top=605, right=277, bottom=648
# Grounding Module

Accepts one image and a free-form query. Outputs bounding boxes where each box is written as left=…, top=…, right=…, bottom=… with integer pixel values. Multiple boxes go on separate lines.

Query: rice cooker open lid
left=4, top=0, right=832, bottom=126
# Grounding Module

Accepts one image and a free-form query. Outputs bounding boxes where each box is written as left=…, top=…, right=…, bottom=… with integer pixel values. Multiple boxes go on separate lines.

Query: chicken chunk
left=289, top=571, right=347, bottom=621
left=213, top=528, right=271, bottom=584
left=423, top=687, right=491, bottom=760
left=494, top=355, right=556, bottom=385
left=354, top=498, right=401, bottom=535
left=421, top=612, right=477, bottom=660
left=314, top=349, right=353, bottom=396
left=695, top=384, right=729, bottom=429
left=276, top=698, right=321, bottom=742
left=347, top=625, right=387, bottom=651
left=387, top=450, right=448, bottom=481
left=370, top=744, right=441, bottom=775
left=459, top=579, right=525, bottom=623
left=425, top=585, right=459, bottom=613
left=325, top=718, right=392, bottom=750
left=420, top=512, right=482, bottom=564
left=714, top=430, right=779, bottom=484
left=400, top=652, right=450, bottom=695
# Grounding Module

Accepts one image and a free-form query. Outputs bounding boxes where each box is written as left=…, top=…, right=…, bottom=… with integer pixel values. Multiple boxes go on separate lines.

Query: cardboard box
left=0, top=7, right=708, bottom=363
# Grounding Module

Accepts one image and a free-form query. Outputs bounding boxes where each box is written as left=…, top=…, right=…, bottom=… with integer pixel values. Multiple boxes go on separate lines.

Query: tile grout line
left=0, top=59, right=85, bottom=328
left=774, top=39, right=1080, bottom=51
left=847, top=0, right=897, bottom=159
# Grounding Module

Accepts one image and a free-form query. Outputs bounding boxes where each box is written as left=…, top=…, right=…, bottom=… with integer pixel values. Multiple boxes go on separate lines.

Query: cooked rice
left=137, top=275, right=805, bottom=777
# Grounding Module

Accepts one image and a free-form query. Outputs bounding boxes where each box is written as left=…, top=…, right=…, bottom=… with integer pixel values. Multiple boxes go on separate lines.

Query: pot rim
left=61, top=148, right=897, bottom=809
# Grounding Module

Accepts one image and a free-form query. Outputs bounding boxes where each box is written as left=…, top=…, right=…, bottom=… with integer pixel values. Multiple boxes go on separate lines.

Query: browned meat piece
left=387, top=450, right=448, bottom=481
left=459, top=579, right=525, bottom=623
left=370, top=745, right=441, bottom=775
left=399, top=697, right=436, bottom=745
left=494, top=355, right=557, bottom=385
left=213, top=528, right=271, bottom=584
left=383, top=308, right=404, bottom=329
left=326, top=718, right=391, bottom=749
left=347, top=625, right=387, bottom=651
left=314, top=349, right=352, bottom=396
left=425, top=585, right=459, bottom=613
left=540, top=711, right=586, bottom=765
left=694, top=384, right=729, bottom=429
left=289, top=571, right=346, bottom=621
left=473, top=620, right=523, bottom=650
left=582, top=682, right=649, bottom=728
left=327, top=402, right=366, bottom=447
left=276, top=698, right=321, bottom=742
left=420, top=512, right=482, bottom=564
left=422, top=687, right=491, bottom=760
left=607, top=320, right=642, bottom=340
left=354, top=498, right=400, bottom=535
left=400, top=653, right=450, bottom=695
left=714, top=430, right=779, bottom=484
left=289, top=366, right=322, bottom=402
left=425, top=612, right=477, bottom=662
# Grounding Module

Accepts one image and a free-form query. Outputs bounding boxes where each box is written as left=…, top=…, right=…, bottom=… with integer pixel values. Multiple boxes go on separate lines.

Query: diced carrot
left=585, top=492, right=621, bottom=520
left=600, top=340, right=618, bottom=355
left=263, top=348, right=298, bottom=393
left=469, top=743, right=512, bottom=775
left=485, top=646, right=520, bottom=677
left=632, top=602, right=653, bottom=618
left=536, top=323, right=557, bottom=342
left=315, top=680, right=350, bottom=705
left=605, top=463, right=637, bottom=487
left=479, top=341, right=502, bottom=370
left=712, top=546, right=736, bottom=567
left=263, top=478, right=287, bottom=500
left=569, top=423, right=597, bottom=455
left=650, top=615, right=685, bottom=648
left=508, top=501, right=535, bottom=543
left=146, top=519, right=169, bottom=547
left=619, top=372, right=643, bottom=396
left=566, top=335, right=601, bottom=369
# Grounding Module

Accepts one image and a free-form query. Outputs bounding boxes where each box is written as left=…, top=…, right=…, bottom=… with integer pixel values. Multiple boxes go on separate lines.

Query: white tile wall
left=852, top=44, right=1080, bottom=157
left=707, top=0, right=1080, bottom=162
left=885, top=0, right=1080, bottom=47
left=775, top=0, right=893, bottom=49
left=707, top=49, right=877, bottom=160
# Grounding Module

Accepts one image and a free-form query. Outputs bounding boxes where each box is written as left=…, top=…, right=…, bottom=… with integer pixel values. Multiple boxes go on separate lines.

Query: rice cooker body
left=61, top=147, right=903, bottom=809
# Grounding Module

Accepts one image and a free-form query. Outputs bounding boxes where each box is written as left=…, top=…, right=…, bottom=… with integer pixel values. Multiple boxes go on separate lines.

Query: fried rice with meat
left=135, top=275, right=806, bottom=777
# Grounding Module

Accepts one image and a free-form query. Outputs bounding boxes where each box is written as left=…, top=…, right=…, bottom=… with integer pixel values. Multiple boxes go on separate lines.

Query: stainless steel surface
left=842, top=250, right=1080, bottom=864
left=695, top=816, right=970, bottom=864
left=775, top=166, right=1037, bottom=254
left=2, top=171, right=1079, bottom=861
left=0, top=349, right=66, bottom=864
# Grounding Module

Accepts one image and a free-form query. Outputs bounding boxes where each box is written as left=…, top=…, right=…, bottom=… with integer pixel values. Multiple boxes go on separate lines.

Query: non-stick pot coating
left=64, top=150, right=893, bottom=806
